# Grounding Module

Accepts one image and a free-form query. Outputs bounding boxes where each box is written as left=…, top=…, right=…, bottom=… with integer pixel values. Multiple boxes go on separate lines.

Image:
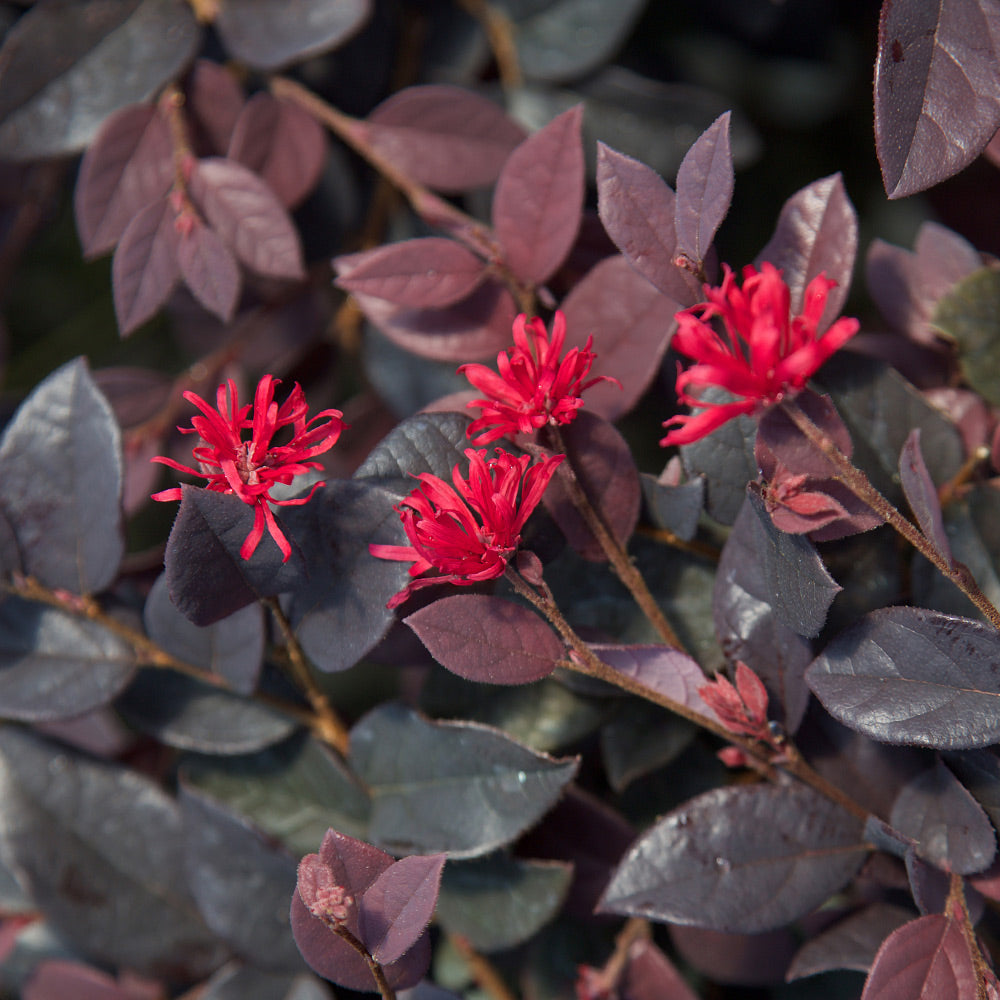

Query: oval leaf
left=406, top=595, right=562, bottom=685
left=350, top=703, right=579, bottom=858
left=0, top=596, right=135, bottom=722
left=899, top=429, right=952, bottom=566
left=190, top=157, right=305, bottom=280
left=492, top=105, right=584, bottom=286
left=0, top=357, right=124, bottom=595
left=176, top=219, right=241, bottom=323
left=875, top=0, right=1000, bottom=199
left=335, top=239, right=486, bottom=310
left=807, top=606, right=1000, bottom=749
left=598, top=783, right=866, bottom=933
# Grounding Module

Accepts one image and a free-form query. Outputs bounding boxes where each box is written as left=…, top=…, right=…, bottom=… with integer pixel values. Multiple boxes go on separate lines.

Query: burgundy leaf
left=228, top=94, right=328, bottom=209
left=598, top=783, right=866, bottom=933
left=353, top=279, right=517, bottom=362
left=74, top=104, right=173, bottom=258
left=405, top=595, right=562, bottom=685
left=184, top=59, right=246, bottom=156
left=668, top=925, right=797, bottom=988
left=559, top=254, right=678, bottom=421
left=875, top=0, right=1000, bottom=199
left=595, top=143, right=701, bottom=305
left=335, top=239, right=487, bottom=310
left=899, top=429, right=952, bottom=566
left=23, top=960, right=136, bottom=1000
left=189, top=157, right=305, bottom=280
left=757, top=391, right=854, bottom=481
left=359, top=854, right=446, bottom=965
left=588, top=644, right=711, bottom=717
left=214, top=0, right=371, bottom=71
left=291, top=830, right=430, bottom=991
left=890, top=759, right=996, bottom=875
left=674, top=111, right=734, bottom=268
left=366, top=85, right=527, bottom=192
left=861, top=913, right=977, bottom=999
left=492, top=105, right=584, bottom=286
left=807, top=606, right=1000, bottom=749
left=111, top=196, right=180, bottom=336
left=756, top=173, right=857, bottom=330
left=176, top=219, right=241, bottom=324
left=542, top=410, right=640, bottom=561
left=619, top=938, right=699, bottom=1000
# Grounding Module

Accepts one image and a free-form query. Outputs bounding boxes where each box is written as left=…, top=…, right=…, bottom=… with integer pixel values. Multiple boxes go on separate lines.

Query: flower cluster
left=152, top=375, right=344, bottom=562
left=661, top=263, right=859, bottom=447
left=459, top=310, right=618, bottom=445
left=370, top=448, right=563, bottom=608
left=296, top=854, right=354, bottom=926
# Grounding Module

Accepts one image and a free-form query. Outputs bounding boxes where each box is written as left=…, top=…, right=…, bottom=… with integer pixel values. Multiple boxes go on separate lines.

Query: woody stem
left=538, top=426, right=687, bottom=651
left=503, top=566, right=869, bottom=822
left=779, top=398, right=1000, bottom=631
left=325, top=920, right=396, bottom=1000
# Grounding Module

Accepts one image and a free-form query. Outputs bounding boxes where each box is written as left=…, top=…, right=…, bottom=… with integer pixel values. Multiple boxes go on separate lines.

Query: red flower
left=152, top=375, right=344, bottom=562
left=660, top=263, right=859, bottom=447
left=370, top=448, right=563, bottom=609
left=458, top=311, right=619, bottom=445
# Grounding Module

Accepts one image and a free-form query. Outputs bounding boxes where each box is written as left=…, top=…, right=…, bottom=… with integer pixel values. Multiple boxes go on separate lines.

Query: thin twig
left=450, top=933, right=519, bottom=1000
left=328, top=922, right=396, bottom=1000
left=455, top=0, right=523, bottom=89
left=780, top=398, right=1000, bottom=630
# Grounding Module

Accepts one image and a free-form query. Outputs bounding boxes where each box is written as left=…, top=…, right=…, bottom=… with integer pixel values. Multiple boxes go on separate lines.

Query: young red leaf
left=559, top=254, right=678, bottom=421
left=674, top=111, right=734, bottom=268
left=756, top=173, right=857, bottom=331
left=74, top=104, right=173, bottom=257
left=359, top=854, right=446, bottom=965
left=366, top=84, right=526, bottom=192
left=189, top=157, right=305, bottom=280
left=228, top=94, right=328, bottom=209
left=335, top=238, right=486, bottom=310
left=899, top=429, right=952, bottom=566
left=111, top=196, right=180, bottom=336
left=875, top=0, right=1000, bottom=199
left=596, top=143, right=700, bottom=305
left=861, top=913, right=977, bottom=999
left=492, top=105, right=584, bottom=286
left=405, top=594, right=562, bottom=685
left=175, top=219, right=241, bottom=323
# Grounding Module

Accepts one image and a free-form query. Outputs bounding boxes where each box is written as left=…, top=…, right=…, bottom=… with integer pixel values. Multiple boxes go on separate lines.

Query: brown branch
left=450, top=933, right=519, bottom=1000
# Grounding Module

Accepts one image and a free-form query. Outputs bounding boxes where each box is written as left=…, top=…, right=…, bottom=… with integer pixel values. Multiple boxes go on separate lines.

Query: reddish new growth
left=459, top=310, right=619, bottom=445
left=698, top=662, right=771, bottom=742
left=370, top=448, right=563, bottom=609
left=661, top=263, right=859, bottom=447
left=152, top=375, right=344, bottom=562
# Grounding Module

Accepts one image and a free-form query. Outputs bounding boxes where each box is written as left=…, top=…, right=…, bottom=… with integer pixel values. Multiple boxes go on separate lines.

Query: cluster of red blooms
left=152, top=375, right=343, bottom=562
left=154, top=267, right=859, bottom=607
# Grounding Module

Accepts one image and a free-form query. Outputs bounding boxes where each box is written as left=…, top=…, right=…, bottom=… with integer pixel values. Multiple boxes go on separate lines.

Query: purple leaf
left=875, top=0, right=1000, bottom=199
left=214, top=0, right=371, bottom=71
left=0, top=596, right=135, bottom=722
left=74, top=104, right=173, bottom=258
left=890, top=759, right=995, bottom=875
left=335, top=239, right=487, bottom=310
left=366, top=85, right=527, bottom=193
left=786, top=903, right=916, bottom=979
left=176, top=219, right=241, bottom=323
left=359, top=854, right=446, bottom=965
left=860, top=913, right=977, bottom=999
left=899, top=430, right=952, bottom=566
left=0, top=357, right=124, bottom=595
left=185, top=59, right=246, bottom=156
left=598, top=783, right=866, bottom=933
left=596, top=143, right=701, bottom=305
left=541, top=410, right=640, bottom=562
left=492, top=105, right=584, bottom=286
left=807, top=606, right=1000, bottom=749
left=756, top=173, right=857, bottom=330
left=619, top=939, right=699, bottom=1000
left=674, top=111, right=734, bottom=268
left=189, top=157, right=305, bottom=280
left=112, top=195, right=180, bottom=335
left=291, top=830, right=430, bottom=991
left=406, top=595, right=562, bottom=685
left=353, top=279, right=517, bottom=362
left=228, top=94, right=328, bottom=209
left=559, top=254, right=678, bottom=421
left=668, top=925, right=797, bottom=989
left=589, top=644, right=710, bottom=717
left=22, top=960, right=136, bottom=1000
